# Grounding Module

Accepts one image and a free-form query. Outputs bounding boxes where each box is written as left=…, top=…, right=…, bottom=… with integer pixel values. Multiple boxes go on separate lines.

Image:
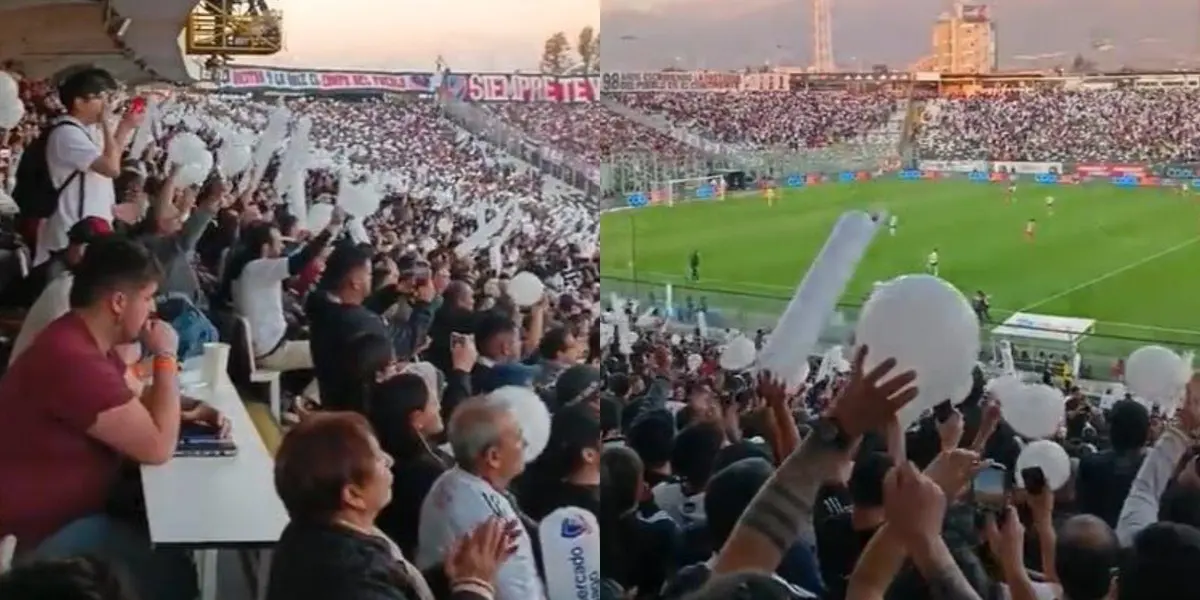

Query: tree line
left=539, top=27, right=599, bottom=75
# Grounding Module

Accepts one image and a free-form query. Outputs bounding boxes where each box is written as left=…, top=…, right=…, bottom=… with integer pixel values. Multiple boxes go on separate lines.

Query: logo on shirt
left=560, top=515, right=591, bottom=539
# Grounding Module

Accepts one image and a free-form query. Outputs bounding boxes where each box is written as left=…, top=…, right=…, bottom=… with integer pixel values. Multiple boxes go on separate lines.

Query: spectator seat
left=228, top=315, right=282, bottom=422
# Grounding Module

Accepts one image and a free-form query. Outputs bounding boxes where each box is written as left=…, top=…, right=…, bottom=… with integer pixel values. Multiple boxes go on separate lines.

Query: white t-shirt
left=232, top=257, right=290, bottom=357
left=10, top=273, right=73, bottom=365
left=417, top=468, right=545, bottom=600
left=34, top=118, right=113, bottom=266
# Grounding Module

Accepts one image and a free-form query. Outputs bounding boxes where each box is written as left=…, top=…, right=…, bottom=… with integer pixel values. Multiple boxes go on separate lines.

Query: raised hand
left=826, top=345, right=918, bottom=438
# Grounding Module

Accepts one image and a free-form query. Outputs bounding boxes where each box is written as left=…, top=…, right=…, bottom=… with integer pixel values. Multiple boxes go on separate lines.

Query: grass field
left=599, top=179, right=1200, bottom=350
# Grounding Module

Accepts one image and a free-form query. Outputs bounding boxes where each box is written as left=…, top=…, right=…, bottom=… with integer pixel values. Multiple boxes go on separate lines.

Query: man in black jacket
left=306, top=244, right=437, bottom=413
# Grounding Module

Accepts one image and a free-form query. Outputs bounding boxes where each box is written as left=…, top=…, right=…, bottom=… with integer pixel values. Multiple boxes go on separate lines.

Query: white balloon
left=1126, top=345, right=1186, bottom=409
left=0, top=100, right=24, bottom=130
left=1000, top=383, right=1065, bottom=440
left=719, top=335, right=756, bottom=371
left=507, top=271, right=545, bottom=307
left=0, top=71, right=18, bottom=99
left=1015, top=440, right=1071, bottom=491
left=855, top=275, right=980, bottom=424
left=686, top=353, right=703, bottom=371
left=217, top=143, right=253, bottom=178
left=306, top=203, right=334, bottom=232
left=487, top=386, right=551, bottom=463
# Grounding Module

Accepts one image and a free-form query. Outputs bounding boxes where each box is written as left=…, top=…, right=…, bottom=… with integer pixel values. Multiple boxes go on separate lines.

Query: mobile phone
left=972, top=464, right=1008, bottom=512
left=933, top=400, right=955, bottom=422
left=1021, top=466, right=1047, bottom=495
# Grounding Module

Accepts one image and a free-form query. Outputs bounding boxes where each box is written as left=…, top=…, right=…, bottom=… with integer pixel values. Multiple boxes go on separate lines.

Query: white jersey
left=928, top=251, right=939, bottom=267
left=888, top=215, right=899, bottom=228
left=417, top=468, right=546, bottom=600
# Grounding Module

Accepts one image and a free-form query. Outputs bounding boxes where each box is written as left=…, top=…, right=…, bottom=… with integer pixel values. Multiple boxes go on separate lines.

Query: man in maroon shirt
left=0, top=238, right=196, bottom=599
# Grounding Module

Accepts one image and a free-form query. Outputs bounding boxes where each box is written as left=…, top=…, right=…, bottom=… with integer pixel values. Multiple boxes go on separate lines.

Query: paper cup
left=202, top=342, right=230, bottom=388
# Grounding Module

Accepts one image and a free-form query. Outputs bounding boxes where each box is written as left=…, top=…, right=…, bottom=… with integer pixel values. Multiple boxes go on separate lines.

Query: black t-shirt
left=815, top=512, right=880, bottom=600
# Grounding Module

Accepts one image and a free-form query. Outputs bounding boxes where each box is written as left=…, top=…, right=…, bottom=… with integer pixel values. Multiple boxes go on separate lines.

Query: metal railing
left=601, top=275, right=1200, bottom=382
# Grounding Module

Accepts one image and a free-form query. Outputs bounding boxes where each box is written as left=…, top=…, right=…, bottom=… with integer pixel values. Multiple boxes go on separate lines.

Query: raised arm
left=711, top=348, right=917, bottom=575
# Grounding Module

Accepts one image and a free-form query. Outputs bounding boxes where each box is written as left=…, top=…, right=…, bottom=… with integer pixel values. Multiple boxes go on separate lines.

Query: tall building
left=929, top=3, right=996, bottom=73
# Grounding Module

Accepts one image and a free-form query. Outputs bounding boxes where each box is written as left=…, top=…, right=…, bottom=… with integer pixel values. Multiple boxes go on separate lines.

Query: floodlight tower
left=813, top=0, right=835, bottom=71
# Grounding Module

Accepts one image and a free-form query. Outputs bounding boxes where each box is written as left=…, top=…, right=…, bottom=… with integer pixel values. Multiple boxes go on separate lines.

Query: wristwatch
left=811, top=416, right=854, bottom=450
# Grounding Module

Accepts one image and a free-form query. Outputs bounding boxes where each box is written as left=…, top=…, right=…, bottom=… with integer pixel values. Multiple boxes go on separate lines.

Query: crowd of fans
left=6, top=67, right=1200, bottom=600
left=0, top=66, right=601, bottom=600
left=597, top=307, right=1200, bottom=600
left=915, top=88, right=1200, bottom=164
left=610, top=91, right=899, bottom=151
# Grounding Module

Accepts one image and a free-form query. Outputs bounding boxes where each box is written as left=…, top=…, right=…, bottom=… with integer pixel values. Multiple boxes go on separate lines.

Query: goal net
left=656, top=175, right=728, bottom=207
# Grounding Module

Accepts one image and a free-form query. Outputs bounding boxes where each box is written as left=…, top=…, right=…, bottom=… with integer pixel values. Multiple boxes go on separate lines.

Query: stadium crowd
left=5, top=66, right=1200, bottom=600
left=598, top=303, right=1200, bottom=600
left=610, top=91, right=899, bottom=150
left=0, top=67, right=601, bottom=600
left=915, top=88, right=1200, bottom=164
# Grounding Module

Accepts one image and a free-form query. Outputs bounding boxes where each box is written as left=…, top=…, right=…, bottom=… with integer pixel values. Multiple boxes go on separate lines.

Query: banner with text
left=1152, top=164, right=1200, bottom=179
left=442, top=73, right=598, bottom=103
left=1073, top=164, right=1148, bottom=178
left=213, top=67, right=433, bottom=93
left=918, top=160, right=988, bottom=173
left=601, top=71, right=744, bottom=92
left=991, top=161, right=1062, bottom=175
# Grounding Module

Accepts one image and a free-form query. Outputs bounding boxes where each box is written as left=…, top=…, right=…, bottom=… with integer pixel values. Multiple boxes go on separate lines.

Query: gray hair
left=447, top=396, right=510, bottom=472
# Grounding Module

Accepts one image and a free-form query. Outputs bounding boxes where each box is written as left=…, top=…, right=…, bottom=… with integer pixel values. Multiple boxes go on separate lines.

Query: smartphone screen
left=973, top=464, right=1007, bottom=509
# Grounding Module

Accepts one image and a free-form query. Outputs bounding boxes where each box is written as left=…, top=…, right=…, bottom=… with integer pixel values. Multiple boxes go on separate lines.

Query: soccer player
left=926, top=248, right=940, bottom=276
left=716, top=177, right=727, bottom=200
left=1007, top=182, right=1017, bottom=203
left=888, top=214, right=899, bottom=236
left=765, top=185, right=777, bottom=207
left=1045, top=195, right=1054, bottom=215
left=1025, top=218, right=1036, bottom=241
left=688, top=250, right=701, bottom=282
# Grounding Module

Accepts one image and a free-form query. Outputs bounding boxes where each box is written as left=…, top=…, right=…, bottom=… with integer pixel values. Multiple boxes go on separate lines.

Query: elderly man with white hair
left=416, top=395, right=545, bottom=600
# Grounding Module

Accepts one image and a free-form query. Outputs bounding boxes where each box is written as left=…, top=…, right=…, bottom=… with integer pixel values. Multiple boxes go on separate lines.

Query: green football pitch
left=599, top=179, right=1200, bottom=351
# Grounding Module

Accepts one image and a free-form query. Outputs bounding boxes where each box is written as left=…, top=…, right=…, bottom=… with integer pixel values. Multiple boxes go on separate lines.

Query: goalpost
left=654, top=175, right=729, bottom=207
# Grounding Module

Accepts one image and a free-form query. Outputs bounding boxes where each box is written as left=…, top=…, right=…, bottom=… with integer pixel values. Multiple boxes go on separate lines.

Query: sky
left=602, top=0, right=1200, bottom=71
left=250, top=0, right=596, bottom=72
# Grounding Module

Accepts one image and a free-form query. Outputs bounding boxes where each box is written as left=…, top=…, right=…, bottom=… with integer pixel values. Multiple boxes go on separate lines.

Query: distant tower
left=813, top=0, right=834, bottom=71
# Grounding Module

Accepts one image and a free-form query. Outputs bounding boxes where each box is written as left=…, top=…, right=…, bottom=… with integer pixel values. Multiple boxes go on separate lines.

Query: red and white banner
left=460, top=73, right=598, bottom=103
left=214, top=67, right=430, bottom=93
left=1075, top=164, right=1147, bottom=178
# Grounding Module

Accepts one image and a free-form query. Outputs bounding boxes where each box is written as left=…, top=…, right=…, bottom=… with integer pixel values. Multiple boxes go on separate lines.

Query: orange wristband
left=152, top=355, right=177, bottom=374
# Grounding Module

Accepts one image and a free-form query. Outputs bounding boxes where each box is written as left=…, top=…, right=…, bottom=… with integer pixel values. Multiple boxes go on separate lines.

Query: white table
left=141, top=366, right=289, bottom=600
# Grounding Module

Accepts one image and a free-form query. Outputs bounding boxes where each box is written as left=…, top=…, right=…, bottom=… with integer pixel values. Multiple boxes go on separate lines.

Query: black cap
left=556, top=364, right=602, bottom=407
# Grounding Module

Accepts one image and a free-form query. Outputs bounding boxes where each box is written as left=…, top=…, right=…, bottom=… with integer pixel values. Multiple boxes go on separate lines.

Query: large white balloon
left=1126, top=345, right=1187, bottom=409
left=1000, top=383, right=1065, bottom=440
left=855, top=275, right=980, bottom=424
left=167, top=132, right=213, bottom=187
left=507, top=271, right=545, bottom=307
left=0, top=99, right=24, bottom=130
left=719, top=335, right=756, bottom=371
left=487, top=386, right=551, bottom=463
left=1015, top=440, right=1071, bottom=491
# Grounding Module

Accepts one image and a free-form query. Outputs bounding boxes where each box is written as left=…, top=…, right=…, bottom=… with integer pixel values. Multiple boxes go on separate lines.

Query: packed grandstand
left=6, top=4, right=1200, bottom=597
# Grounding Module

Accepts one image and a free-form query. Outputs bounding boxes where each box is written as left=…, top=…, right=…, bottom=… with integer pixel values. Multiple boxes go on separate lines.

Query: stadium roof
left=0, top=0, right=196, bottom=84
